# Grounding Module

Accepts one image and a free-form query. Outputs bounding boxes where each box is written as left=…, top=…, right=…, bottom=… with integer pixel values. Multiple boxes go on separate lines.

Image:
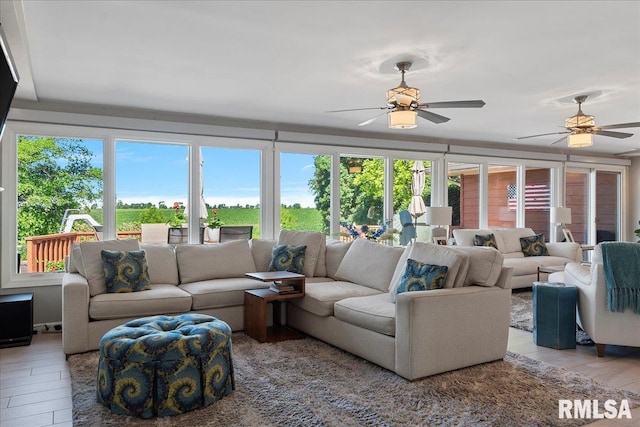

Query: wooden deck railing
left=25, top=231, right=142, bottom=273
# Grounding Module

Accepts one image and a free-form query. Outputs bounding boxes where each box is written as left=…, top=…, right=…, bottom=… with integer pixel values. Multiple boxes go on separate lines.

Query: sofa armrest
left=563, top=262, right=592, bottom=287
left=62, top=273, right=91, bottom=355
left=546, top=242, right=581, bottom=262
left=394, top=285, right=511, bottom=380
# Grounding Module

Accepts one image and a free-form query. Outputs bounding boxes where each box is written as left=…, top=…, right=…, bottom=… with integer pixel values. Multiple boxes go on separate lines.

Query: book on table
left=269, top=281, right=298, bottom=294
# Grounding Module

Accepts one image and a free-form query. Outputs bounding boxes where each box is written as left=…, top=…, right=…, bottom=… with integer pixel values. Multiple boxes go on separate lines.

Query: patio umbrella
left=199, top=160, right=208, bottom=220
left=183, top=161, right=209, bottom=221
left=408, top=160, right=426, bottom=229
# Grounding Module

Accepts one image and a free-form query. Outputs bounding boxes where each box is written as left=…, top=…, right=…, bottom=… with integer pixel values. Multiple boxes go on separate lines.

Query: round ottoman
left=97, top=314, right=234, bottom=418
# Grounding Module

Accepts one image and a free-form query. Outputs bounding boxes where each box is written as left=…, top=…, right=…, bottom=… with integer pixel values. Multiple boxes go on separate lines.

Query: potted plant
left=635, top=220, right=640, bottom=243
left=167, top=202, right=187, bottom=244
left=206, top=208, right=224, bottom=243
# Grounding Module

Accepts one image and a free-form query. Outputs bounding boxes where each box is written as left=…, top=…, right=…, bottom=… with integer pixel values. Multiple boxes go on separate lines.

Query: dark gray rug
left=510, top=290, right=594, bottom=345
left=69, top=333, right=640, bottom=426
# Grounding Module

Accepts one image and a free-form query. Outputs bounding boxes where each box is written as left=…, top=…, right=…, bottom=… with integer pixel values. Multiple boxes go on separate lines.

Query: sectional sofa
left=62, top=230, right=512, bottom=380
left=452, top=228, right=581, bottom=289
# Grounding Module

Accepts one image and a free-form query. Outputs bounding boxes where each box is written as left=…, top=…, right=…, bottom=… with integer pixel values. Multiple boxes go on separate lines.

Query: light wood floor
left=1, top=328, right=639, bottom=426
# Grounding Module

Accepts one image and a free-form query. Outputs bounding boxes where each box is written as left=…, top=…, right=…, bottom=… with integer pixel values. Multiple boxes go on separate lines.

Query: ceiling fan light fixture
left=568, top=132, right=593, bottom=148
left=565, top=114, right=595, bottom=129
left=389, top=110, right=417, bottom=129
left=387, top=86, right=420, bottom=106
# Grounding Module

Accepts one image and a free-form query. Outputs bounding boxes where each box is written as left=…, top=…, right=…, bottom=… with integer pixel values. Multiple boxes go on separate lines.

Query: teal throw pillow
left=473, top=233, right=498, bottom=249
left=520, top=234, right=550, bottom=257
left=101, top=250, right=151, bottom=293
left=268, top=245, right=306, bottom=274
left=394, top=259, right=448, bottom=301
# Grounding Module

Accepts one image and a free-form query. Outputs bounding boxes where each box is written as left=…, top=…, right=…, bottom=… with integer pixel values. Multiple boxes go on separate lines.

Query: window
left=281, top=152, right=328, bottom=234
left=595, top=171, right=619, bottom=243
left=524, top=167, right=551, bottom=240
left=115, top=140, right=188, bottom=242
left=566, top=171, right=589, bottom=244
left=487, top=164, right=517, bottom=228
left=16, top=135, right=103, bottom=273
left=339, top=156, right=385, bottom=241
left=392, top=159, right=432, bottom=245
left=448, top=162, right=479, bottom=229
left=202, top=147, right=261, bottom=239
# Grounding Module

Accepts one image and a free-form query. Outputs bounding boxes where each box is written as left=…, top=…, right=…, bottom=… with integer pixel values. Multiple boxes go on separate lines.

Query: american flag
left=507, top=183, right=550, bottom=211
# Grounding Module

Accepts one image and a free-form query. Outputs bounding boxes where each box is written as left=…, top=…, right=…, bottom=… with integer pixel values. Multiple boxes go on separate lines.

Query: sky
left=88, top=140, right=318, bottom=208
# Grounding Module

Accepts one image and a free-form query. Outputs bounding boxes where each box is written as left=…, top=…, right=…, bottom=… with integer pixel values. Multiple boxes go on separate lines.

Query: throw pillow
left=268, top=244, right=307, bottom=274
left=101, top=250, right=151, bottom=293
left=394, top=259, right=448, bottom=301
left=473, top=233, right=498, bottom=249
left=520, top=234, right=550, bottom=257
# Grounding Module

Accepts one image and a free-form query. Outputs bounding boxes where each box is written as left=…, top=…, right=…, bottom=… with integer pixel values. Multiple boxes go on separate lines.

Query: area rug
left=510, top=290, right=594, bottom=345
left=69, top=334, right=640, bottom=426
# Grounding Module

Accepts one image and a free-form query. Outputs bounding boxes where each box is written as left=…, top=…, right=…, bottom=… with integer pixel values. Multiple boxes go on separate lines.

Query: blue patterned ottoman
left=97, top=314, right=234, bottom=418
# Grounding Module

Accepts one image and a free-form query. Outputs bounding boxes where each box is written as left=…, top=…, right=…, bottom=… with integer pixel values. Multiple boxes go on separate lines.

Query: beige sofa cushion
left=335, top=239, right=403, bottom=292
left=326, top=240, right=352, bottom=279
left=277, top=230, right=325, bottom=277
left=67, top=243, right=83, bottom=275
left=250, top=239, right=276, bottom=272
left=79, top=239, right=140, bottom=296
left=89, top=284, right=192, bottom=320
left=334, top=294, right=396, bottom=336
left=453, top=229, right=505, bottom=250
left=180, top=278, right=269, bottom=310
left=494, top=228, right=536, bottom=254
left=176, top=240, right=256, bottom=284
left=314, top=240, right=327, bottom=277
left=448, top=246, right=504, bottom=287
left=140, top=243, right=179, bottom=285
left=389, top=243, right=469, bottom=295
left=288, top=281, right=381, bottom=317
left=389, top=246, right=411, bottom=291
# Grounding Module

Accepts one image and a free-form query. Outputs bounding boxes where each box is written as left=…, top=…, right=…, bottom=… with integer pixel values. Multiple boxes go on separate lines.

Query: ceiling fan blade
left=326, top=107, right=388, bottom=113
left=416, top=109, right=450, bottom=124
left=550, top=135, right=568, bottom=146
left=598, top=121, right=640, bottom=130
left=418, top=100, right=486, bottom=109
left=595, top=130, right=634, bottom=139
left=358, top=111, right=388, bottom=127
left=615, top=148, right=640, bottom=156
left=515, top=131, right=570, bottom=140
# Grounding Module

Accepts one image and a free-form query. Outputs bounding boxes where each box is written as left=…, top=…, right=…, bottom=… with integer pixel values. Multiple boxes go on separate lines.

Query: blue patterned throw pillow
left=268, top=245, right=306, bottom=274
left=473, top=233, right=498, bottom=249
left=394, top=259, right=448, bottom=301
left=520, top=234, right=549, bottom=257
left=101, top=250, right=151, bottom=293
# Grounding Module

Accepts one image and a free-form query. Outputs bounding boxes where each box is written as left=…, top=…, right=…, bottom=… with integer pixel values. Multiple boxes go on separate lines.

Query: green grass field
left=86, top=207, right=324, bottom=234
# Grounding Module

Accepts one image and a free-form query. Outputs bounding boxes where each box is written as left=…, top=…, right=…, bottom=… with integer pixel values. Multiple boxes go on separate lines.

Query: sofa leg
left=596, top=343, right=606, bottom=357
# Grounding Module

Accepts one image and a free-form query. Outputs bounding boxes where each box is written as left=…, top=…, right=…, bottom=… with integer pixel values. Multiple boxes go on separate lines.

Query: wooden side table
left=244, top=272, right=305, bottom=343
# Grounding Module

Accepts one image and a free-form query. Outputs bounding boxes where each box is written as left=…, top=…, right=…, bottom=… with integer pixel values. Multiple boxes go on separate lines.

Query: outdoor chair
left=218, top=225, right=253, bottom=242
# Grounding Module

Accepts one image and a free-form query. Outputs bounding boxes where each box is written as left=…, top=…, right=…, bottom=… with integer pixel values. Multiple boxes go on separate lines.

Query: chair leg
left=596, top=343, right=606, bottom=357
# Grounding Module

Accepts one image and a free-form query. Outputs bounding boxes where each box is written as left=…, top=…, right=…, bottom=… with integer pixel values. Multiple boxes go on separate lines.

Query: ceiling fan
left=516, top=95, right=640, bottom=148
left=326, top=61, right=485, bottom=129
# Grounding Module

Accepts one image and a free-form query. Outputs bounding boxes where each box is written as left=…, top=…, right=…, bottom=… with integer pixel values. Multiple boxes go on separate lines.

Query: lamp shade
left=425, top=206, right=452, bottom=226
left=567, top=133, right=593, bottom=148
left=388, top=110, right=417, bottom=129
left=550, top=207, right=572, bottom=224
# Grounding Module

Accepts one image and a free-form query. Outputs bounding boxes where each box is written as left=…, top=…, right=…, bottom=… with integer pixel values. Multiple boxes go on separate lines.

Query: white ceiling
left=3, top=1, right=640, bottom=156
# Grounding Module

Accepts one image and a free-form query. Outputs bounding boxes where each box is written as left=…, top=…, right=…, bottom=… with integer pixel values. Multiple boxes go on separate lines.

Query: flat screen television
left=0, top=24, right=19, bottom=141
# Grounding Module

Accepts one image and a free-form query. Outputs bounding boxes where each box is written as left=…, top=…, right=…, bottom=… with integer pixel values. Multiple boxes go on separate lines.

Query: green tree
left=17, top=136, right=103, bottom=242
